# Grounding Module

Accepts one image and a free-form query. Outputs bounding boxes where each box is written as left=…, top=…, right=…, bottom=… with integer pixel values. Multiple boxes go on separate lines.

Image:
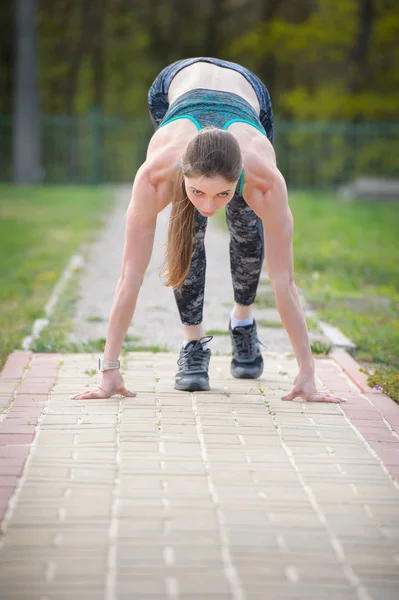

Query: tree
left=13, top=0, right=42, bottom=183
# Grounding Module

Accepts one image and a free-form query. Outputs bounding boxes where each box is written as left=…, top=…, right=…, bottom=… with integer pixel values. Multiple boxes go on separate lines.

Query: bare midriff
left=167, top=62, right=261, bottom=116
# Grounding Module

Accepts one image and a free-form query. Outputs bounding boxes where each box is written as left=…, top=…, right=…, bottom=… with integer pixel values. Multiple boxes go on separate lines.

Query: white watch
left=98, top=357, right=120, bottom=372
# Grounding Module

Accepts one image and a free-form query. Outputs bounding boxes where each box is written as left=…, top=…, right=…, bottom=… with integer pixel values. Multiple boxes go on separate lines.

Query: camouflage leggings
left=174, top=194, right=264, bottom=325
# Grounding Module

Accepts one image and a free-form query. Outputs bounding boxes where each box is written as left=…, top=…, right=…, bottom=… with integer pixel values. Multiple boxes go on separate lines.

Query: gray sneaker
left=174, top=336, right=213, bottom=392
left=229, top=320, right=264, bottom=379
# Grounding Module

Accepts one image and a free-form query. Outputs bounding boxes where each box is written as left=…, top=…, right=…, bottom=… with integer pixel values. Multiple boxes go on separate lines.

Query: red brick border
left=315, top=348, right=399, bottom=483
left=0, top=350, right=32, bottom=380
left=0, top=351, right=62, bottom=527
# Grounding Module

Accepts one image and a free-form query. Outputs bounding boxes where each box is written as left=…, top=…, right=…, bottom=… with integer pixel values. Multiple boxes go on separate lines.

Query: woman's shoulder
left=146, top=128, right=195, bottom=178
left=243, top=144, right=278, bottom=184
left=144, top=145, right=181, bottom=185
left=240, top=146, right=287, bottom=208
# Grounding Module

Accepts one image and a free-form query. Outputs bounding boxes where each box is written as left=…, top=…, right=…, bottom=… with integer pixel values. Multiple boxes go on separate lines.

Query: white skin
left=71, top=64, right=346, bottom=404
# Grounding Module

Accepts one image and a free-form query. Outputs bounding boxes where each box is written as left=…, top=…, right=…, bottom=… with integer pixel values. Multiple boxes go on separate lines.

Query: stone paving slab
left=0, top=350, right=399, bottom=599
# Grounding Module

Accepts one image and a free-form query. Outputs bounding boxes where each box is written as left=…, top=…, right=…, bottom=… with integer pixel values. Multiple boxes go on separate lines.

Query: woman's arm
left=259, top=169, right=314, bottom=373
left=103, top=163, right=166, bottom=361
left=248, top=165, right=345, bottom=403
left=71, top=160, right=173, bottom=400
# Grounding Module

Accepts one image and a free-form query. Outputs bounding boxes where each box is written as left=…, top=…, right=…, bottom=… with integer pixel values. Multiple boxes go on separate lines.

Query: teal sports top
left=160, top=88, right=267, bottom=197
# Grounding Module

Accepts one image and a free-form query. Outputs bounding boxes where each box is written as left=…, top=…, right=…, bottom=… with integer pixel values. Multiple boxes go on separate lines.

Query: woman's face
left=184, top=174, right=238, bottom=217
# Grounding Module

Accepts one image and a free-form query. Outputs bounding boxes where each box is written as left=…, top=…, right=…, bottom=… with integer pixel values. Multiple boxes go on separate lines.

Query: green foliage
left=7, top=0, right=389, bottom=122
left=227, top=0, right=398, bottom=122
left=3, top=0, right=398, bottom=186
left=363, top=366, right=399, bottom=403
left=311, top=341, right=332, bottom=355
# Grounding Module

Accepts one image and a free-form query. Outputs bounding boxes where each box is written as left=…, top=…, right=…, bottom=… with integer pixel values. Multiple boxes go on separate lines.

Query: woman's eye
left=192, top=189, right=202, bottom=196
left=219, top=192, right=229, bottom=198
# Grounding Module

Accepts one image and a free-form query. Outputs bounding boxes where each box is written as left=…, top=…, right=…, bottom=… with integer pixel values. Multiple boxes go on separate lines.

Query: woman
left=71, top=57, right=345, bottom=404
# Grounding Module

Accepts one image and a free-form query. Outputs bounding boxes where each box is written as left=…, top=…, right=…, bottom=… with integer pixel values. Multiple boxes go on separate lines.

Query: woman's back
left=167, top=60, right=261, bottom=115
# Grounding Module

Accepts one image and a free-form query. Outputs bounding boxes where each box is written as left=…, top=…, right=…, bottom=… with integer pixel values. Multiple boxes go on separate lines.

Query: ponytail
left=161, top=166, right=196, bottom=290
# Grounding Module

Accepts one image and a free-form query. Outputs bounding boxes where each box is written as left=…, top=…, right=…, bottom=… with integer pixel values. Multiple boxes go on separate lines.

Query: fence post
left=89, top=105, right=101, bottom=184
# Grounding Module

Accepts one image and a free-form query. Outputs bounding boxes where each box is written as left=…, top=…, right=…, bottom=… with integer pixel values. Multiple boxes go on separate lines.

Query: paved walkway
left=0, top=349, right=399, bottom=599
left=1, top=187, right=399, bottom=599
left=70, top=186, right=330, bottom=354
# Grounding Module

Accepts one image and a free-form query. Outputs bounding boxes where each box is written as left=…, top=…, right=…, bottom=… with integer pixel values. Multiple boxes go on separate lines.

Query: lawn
left=217, top=191, right=399, bottom=401
left=0, top=185, right=115, bottom=370
left=289, top=192, right=399, bottom=400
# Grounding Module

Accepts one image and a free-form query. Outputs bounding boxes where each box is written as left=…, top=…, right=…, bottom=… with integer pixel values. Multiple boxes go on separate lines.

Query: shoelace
left=232, top=326, right=266, bottom=358
left=177, top=335, right=213, bottom=372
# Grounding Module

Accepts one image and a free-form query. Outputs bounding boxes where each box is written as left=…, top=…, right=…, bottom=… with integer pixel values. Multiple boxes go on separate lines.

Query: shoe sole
left=174, top=382, right=210, bottom=392
left=231, top=365, right=264, bottom=380
left=231, top=372, right=263, bottom=380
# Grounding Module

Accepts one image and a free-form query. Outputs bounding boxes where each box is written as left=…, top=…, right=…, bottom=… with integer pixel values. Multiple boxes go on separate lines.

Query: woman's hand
left=281, top=370, right=346, bottom=404
left=70, top=369, right=136, bottom=400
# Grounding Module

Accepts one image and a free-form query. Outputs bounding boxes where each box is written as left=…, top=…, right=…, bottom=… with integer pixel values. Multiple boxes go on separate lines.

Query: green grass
left=254, top=293, right=276, bottom=308
left=257, top=319, right=283, bottom=328
left=290, top=192, right=399, bottom=401
left=206, top=329, right=229, bottom=336
left=306, top=317, right=320, bottom=331
left=0, top=185, right=115, bottom=369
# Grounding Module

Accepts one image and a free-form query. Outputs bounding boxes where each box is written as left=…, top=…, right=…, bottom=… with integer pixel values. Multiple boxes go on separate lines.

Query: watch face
left=99, top=359, right=119, bottom=371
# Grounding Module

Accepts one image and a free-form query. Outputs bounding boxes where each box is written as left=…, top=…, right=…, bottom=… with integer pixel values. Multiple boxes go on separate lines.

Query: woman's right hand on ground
left=70, top=369, right=136, bottom=400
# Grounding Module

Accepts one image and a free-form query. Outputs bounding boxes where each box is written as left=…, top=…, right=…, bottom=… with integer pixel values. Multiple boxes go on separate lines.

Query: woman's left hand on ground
left=281, top=370, right=347, bottom=404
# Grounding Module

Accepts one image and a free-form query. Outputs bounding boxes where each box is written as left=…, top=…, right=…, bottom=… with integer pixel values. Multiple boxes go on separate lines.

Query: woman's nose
left=203, top=198, right=216, bottom=211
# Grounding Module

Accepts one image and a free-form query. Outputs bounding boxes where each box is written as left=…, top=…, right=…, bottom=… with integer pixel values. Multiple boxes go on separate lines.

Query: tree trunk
left=203, top=0, right=226, bottom=57
left=90, top=0, right=107, bottom=184
left=13, top=0, right=42, bottom=183
left=64, top=0, right=92, bottom=114
left=91, top=0, right=106, bottom=109
left=0, top=2, right=13, bottom=114
left=257, top=0, right=284, bottom=102
left=350, top=0, right=374, bottom=96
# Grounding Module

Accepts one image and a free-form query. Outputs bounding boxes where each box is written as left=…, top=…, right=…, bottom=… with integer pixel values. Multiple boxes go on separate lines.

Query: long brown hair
left=162, top=126, right=242, bottom=290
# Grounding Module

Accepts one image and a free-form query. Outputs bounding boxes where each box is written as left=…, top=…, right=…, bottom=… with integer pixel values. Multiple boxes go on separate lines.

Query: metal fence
left=1, top=113, right=398, bottom=188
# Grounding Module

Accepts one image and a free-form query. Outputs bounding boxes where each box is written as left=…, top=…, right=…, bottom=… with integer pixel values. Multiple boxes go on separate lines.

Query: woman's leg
left=173, top=210, right=208, bottom=339
left=173, top=210, right=212, bottom=392
left=225, top=193, right=264, bottom=311
left=226, top=193, right=265, bottom=379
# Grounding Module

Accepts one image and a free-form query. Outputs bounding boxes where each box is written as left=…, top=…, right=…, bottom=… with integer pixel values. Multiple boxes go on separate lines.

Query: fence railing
left=1, top=114, right=398, bottom=188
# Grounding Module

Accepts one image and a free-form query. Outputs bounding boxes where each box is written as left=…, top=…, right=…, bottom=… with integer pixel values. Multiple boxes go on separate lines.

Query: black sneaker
left=174, top=336, right=213, bottom=392
left=229, top=320, right=264, bottom=379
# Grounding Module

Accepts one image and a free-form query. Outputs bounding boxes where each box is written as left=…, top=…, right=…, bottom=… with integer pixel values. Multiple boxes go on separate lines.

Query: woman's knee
left=226, top=200, right=261, bottom=239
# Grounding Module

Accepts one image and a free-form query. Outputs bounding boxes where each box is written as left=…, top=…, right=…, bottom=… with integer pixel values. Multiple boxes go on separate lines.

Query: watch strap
left=98, top=357, right=120, bottom=371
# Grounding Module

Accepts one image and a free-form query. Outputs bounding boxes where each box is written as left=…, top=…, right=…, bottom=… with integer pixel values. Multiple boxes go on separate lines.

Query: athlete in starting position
left=71, top=57, right=345, bottom=404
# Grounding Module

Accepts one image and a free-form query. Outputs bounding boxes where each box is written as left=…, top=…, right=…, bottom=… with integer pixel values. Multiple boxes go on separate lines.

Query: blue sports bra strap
left=238, top=169, right=245, bottom=195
